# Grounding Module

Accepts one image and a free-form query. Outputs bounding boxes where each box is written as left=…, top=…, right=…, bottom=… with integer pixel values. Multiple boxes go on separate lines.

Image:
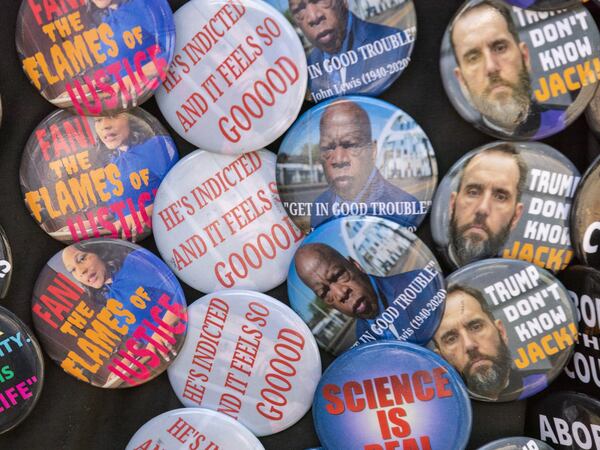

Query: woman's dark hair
left=69, top=241, right=135, bottom=307
left=87, top=0, right=128, bottom=25
left=94, top=113, right=154, bottom=164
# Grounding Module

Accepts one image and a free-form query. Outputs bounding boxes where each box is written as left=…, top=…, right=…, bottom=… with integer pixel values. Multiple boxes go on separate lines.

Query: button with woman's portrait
left=125, top=408, right=264, bottom=450
left=312, top=341, right=472, bottom=449
left=264, top=0, right=416, bottom=102
left=167, top=290, right=321, bottom=436
left=569, top=155, right=600, bottom=269
left=504, top=0, right=582, bottom=9
left=16, top=0, right=175, bottom=115
left=430, top=141, right=579, bottom=272
left=0, top=306, right=44, bottom=434
left=477, top=436, right=554, bottom=450
left=277, top=95, right=437, bottom=235
left=440, top=0, right=600, bottom=140
left=155, top=0, right=307, bottom=155
left=287, top=215, right=445, bottom=355
left=152, top=149, right=304, bottom=293
left=20, top=108, right=178, bottom=244
left=556, top=266, right=600, bottom=396
left=430, top=259, right=577, bottom=402
left=525, top=391, right=600, bottom=449
left=0, top=226, right=13, bottom=299
left=31, top=238, right=188, bottom=388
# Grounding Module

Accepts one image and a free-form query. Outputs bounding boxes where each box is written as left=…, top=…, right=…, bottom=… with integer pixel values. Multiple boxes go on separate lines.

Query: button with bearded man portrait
left=440, top=0, right=600, bottom=140
left=429, top=259, right=577, bottom=402
left=431, top=141, right=579, bottom=272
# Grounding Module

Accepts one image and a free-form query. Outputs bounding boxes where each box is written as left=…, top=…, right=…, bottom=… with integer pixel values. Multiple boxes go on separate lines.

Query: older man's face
left=449, top=151, right=523, bottom=265
left=452, top=5, right=532, bottom=129
left=289, top=0, right=348, bottom=54
left=295, top=245, right=379, bottom=319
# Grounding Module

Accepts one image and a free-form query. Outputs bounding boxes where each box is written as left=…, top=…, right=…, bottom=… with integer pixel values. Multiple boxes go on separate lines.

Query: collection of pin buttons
left=2, top=0, right=600, bottom=448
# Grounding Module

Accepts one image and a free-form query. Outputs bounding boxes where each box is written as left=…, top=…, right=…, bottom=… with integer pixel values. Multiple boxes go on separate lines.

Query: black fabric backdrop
left=0, top=0, right=597, bottom=449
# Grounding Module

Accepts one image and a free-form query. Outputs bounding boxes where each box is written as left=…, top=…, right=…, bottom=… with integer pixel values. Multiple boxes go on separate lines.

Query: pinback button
left=525, top=391, right=600, bottom=449
left=276, top=95, right=437, bottom=235
left=264, top=0, right=416, bottom=102
left=0, top=306, right=44, bottom=434
left=504, top=0, right=582, bottom=9
left=571, top=155, right=600, bottom=269
left=152, top=149, right=303, bottom=293
left=288, top=215, right=445, bottom=355
left=0, top=226, right=13, bottom=299
left=20, top=108, right=178, bottom=244
left=16, top=0, right=175, bottom=115
left=557, top=265, right=600, bottom=395
left=167, top=290, right=321, bottom=436
left=431, top=141, right=579, bottom=272
left=431, top=259, right=577, bottom=402
left=125, top=408, right=264, bottom=450
left=155, top=0, right=307, bottom=155
left=31, top=238, right=188, bottom=388
left=440, top=1, right=600, bottom=140
left=313, top=341, right=472, bottom=450
left=477, top=436, right=554, bottom=450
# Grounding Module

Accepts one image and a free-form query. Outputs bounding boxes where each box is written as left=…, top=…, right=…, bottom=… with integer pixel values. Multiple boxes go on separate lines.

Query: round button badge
left=503, top=0, right=582, bottom=9
left=155, top=0, right=307, bottom=154
left=440, top=1, right=600, bottom=140
left=264, top=0, right=416, bottom=102
left=16, top=0, right=175, bottom=115
left=20, top=108, right=178, bottom=244
left=477, top=436, right=554, bottom=450
left=525, top=391, right=600, bottom=450
left=431, top=259, right=577, bottom=402
left=277, top=96, right=437, bottom=234
left=288, top=216, right=446, bottom=355
left=557, top=265, right=600, bottom=396
left=32, top=238, right=188, bottom=388
left=313, top=341, right=472, bottom=450
left=0, top=306, right=44, bottom=434
left=167, top=290, right=321, bottom=436
left=125, top=408, right=264, bottom=450
left=431, top=141, right=580, bottom=272
left=570, top=155, right=600, bottom=269
left=153, top=150, right=304, bottom=293
left=0, top=226, right=13, bottom=299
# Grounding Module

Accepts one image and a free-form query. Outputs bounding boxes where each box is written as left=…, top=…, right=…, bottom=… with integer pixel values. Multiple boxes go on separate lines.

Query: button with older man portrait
left=277, top=95, right=437, bottom=235
left=31, top=238, right=188, bottom=388
left=20, top=108, right=178, bottom=244
left=288, top=215, right=446, bottom=355
left=430, top=258, right=577, bottom=402
left=167, top=290, right=321, bottom=437
left=0, top=226, right=12, bottom=300
left=125, top=408, right=264, bottom=450
left=312, top=341, right=472, bottom=449
left=265, top=0, right=416, bottom=102
left=430, top=141, right=579, bottom=272
left=440, top=0, right=600, bottom=140
left=155, top=0, right=307, bottom=154
left=16, top=0, right=175, bottom=115
left=477, top=436, right=554, bottom=450
left=0, top=306, right=44, bottom=434
left=525, top=391, right=600, bottom=449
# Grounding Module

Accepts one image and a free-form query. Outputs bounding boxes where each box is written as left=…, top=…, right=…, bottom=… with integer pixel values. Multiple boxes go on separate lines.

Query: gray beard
left=463, top=338, right=513, bottom=399
left=449, top=214, right=513, bottom=266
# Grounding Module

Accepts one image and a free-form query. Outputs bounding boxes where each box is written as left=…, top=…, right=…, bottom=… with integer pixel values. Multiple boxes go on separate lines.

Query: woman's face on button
left=94, top=114, right=130, bottom=150
left=62, top=247, right=108, bottom=289
left=91, top=0, right=114, bottom=9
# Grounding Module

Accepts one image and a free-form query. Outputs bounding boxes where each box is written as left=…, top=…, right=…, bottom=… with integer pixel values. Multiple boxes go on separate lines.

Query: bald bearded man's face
left=319, top=107, right=376, bottom=200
